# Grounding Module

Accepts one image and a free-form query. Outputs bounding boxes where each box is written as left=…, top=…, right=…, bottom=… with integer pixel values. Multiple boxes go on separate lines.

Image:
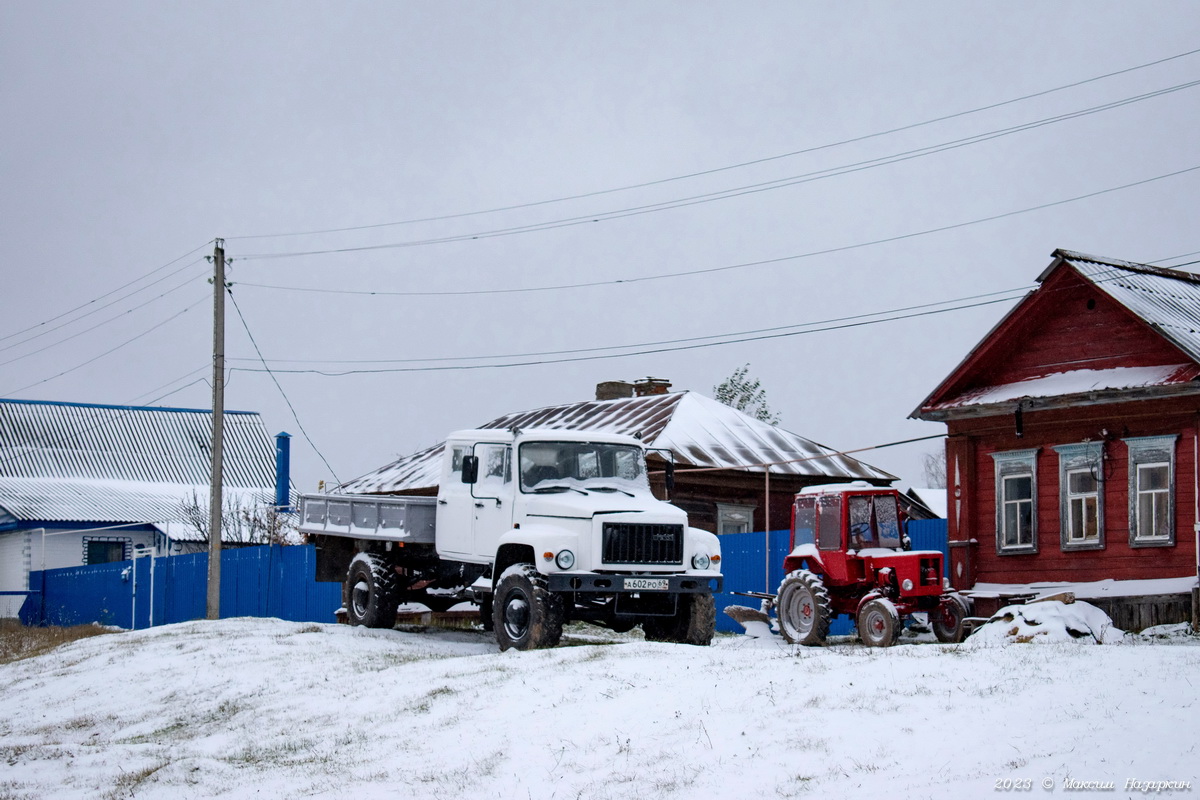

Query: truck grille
left=602, top=522, right=684, bottom=565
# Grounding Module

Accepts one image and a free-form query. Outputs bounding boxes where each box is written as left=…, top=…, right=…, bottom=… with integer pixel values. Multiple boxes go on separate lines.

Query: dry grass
left=0, top=619, right=116, bottom=665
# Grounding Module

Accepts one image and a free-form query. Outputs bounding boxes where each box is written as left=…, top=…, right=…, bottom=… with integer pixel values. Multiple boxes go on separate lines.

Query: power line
left=226, top=288, right=342, bottom=485
left=0, top=241, right=213, bottom=345
left=230, top=284, right=1038, bottom=368
left=4, top=294, right=210, bottom=397
left=0, top=267, right=209, bottom=367
left=225, top=261, right=1150, bottom=377
left=225, top=46, right=1200, bottom=242
left=234, top=164, right=1200, bottom=298
left=234, top=81, right=1200, bottom=262
left=232, top=294, right=1024, bottom=378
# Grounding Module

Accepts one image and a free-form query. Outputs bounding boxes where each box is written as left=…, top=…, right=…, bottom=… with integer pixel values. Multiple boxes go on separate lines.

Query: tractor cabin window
left=1125, top=435, right=1177, bottom=547
left=1053, top=442, right=1104, bottom=551
left=991, top=449, right=1039, bottom=555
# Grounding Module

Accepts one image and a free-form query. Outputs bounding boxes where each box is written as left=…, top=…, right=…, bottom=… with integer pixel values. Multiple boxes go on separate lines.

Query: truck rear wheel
left=643, top=593, right=715, bottom=646
left=777, top=570, right=832, bottom=646
left=493, top=564, right=564, bottom=651
left=933, top=593, right=969, bottom=643
left=857, top=598, right=900, bottom=647
left=346, top=554, right=398, bottom=629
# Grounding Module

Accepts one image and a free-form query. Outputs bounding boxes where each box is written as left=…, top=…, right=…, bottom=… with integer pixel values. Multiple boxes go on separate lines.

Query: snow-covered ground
left=2, top=610, right=1197, bottom=800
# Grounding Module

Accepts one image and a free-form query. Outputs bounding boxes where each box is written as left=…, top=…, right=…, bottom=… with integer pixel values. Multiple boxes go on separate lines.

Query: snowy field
left=1, top=610, right=1197, bottom=800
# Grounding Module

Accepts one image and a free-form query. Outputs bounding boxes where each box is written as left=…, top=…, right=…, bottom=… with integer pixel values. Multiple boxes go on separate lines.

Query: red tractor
left=771, top=483, right=969, bottom=647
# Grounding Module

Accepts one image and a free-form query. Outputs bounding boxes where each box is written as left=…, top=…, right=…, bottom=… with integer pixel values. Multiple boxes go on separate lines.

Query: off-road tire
left=857, top=598, right=900, bottom=647
left=346, top=553, right=398, bottom=629
left=933, top=593, right=970, bottom=644
left=776, top=570, right=832, bottom=646
left=478, top=594, right=494, bottom=631
left=492, top=564, right=564, bottom=651
left=643, top=593, right=716, bottom=645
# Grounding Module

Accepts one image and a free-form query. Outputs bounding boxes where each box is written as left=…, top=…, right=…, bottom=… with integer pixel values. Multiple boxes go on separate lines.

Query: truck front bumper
left=547, top=573, right=722, bottom=594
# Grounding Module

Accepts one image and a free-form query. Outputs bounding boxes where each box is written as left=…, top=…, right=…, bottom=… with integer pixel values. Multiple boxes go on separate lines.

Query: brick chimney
left=596, top=381, right=635, bottom=401
left=633, top=377, right=672, bottom=397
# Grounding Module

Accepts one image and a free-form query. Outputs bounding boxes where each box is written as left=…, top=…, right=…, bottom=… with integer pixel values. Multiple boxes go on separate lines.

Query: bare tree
left=177, top=491, right=299, bottom=546
left=713, top=363, right=781, bottom=425
left=922, top=449, right=947, bottom=489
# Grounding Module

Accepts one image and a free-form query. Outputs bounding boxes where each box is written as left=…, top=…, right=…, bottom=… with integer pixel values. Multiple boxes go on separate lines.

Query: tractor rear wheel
left=933, top=594, right=970, bottom=643
left=777, top=570, right=832, bottom=646
left=857, top=598, right=900, bottom=647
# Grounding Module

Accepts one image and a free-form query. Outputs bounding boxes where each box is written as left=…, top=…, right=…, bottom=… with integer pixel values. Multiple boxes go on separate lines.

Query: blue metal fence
left=19, top=544, right=342, bottom=629
left=18, top=521, right=950, bottom=635
left=714, top=518, right=949, bottom=634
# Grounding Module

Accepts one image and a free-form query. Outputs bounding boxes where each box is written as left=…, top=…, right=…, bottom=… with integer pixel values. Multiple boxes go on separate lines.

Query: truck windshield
left=519, top=441, right=650, bottom=495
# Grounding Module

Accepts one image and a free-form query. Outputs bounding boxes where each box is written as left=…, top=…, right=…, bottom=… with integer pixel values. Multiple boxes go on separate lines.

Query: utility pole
left=207, top=239, right=226, bottom=620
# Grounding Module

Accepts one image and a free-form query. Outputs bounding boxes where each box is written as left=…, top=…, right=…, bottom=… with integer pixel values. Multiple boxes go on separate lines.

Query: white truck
left=298, top=428, right=723, bottom=650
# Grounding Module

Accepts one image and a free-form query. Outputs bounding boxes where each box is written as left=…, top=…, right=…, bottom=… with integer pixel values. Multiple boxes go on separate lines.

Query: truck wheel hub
left=503, top=596, right=530, bottom=637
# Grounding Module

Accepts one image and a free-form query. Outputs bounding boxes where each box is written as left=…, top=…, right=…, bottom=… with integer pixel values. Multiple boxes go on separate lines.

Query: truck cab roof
left=446, top=428, right=645, bottom=447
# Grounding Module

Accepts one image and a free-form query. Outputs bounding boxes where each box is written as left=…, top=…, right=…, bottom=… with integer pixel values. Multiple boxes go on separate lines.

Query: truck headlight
left=902, top=578, right=914, bottom=592
left=691, top=553, right=711, bottom=570
left=555, top=549, right=575, bottom=570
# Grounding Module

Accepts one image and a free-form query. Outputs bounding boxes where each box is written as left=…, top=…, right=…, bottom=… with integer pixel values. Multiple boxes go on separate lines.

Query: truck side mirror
left=461, top=455, right=479, bottom=484
left=664, top=461, right=675, bottom=493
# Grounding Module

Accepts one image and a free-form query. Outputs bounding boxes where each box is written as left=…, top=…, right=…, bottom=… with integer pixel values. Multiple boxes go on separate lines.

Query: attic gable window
left=1053, top=442, right=1104, bottom=551
left=991, top=448, right=1039, bottom=555
left=1125, top=435, right=1177, bottom=547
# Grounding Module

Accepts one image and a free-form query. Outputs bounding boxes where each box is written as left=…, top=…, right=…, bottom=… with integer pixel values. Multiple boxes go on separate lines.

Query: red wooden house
left=912, top=250, right=1200, bottom=606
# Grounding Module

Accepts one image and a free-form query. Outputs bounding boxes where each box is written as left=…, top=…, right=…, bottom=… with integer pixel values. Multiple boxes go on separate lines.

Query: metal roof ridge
left=1053, top=248, right=1200, bottom=286
left=0, top=398, right=261, bottom=416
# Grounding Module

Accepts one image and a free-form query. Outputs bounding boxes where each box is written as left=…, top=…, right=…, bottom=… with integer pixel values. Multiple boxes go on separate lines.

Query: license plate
left=624, top=578, right=669, bottom=591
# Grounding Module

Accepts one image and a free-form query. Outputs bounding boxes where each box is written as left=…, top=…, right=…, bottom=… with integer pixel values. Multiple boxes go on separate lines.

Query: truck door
left=471, top=442, right=515, bottom=559
left=437, top=443, right=476, bottom=557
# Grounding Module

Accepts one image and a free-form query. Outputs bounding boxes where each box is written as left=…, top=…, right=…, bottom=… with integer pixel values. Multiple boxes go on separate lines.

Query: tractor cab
left=784, top=482, right=908, bottom=582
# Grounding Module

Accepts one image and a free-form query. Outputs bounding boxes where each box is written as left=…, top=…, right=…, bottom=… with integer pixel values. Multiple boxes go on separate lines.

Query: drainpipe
left=275, top=432, right=292, bottom=512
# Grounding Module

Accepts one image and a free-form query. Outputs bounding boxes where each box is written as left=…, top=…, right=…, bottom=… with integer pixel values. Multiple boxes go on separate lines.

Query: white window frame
left=992, top=448, right=1039, bottom=555
left=1053, top=442, right=1104, bottom=551
left=716, top=503, right=756, bottom=535
left=1125, top=435, right=1177, bottom=547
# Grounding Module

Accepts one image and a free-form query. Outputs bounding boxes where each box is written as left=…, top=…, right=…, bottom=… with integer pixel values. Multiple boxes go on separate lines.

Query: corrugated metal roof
left=1055, top=249, right=1200, bottom=364
left=340, top=391, right=892, bottom=494
left=0, top=399, right=277, bottom=527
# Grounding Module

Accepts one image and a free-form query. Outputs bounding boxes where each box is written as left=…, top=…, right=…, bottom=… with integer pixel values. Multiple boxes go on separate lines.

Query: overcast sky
left=3, top=2, right=1199, bottom=494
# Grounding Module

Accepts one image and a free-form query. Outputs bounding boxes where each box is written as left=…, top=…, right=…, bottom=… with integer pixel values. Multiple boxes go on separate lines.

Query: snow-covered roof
left=341, top=391, right=893, bottom=494
left=0, top=398, right=278, bottom=527
left=916, top=250, right=1200, bottom=419
left=1054, top=249, right=1200, bottom=364
left=932, top=364, right=1195, bottom=411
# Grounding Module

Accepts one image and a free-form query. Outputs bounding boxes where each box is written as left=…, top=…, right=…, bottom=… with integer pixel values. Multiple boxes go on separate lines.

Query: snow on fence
left=19, top=545, right=342, bottom=629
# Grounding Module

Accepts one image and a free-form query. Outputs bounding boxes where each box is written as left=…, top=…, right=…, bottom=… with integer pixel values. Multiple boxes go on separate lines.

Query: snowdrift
left=964, top=599, right=1124, bottom=646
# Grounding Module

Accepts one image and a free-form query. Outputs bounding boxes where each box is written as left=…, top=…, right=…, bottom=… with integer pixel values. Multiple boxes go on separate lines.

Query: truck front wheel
left=643, top=593, right=715, bottom=646
left=346, top=554, right=398, bottom=629
left=492, top=564, right=564, bottom=651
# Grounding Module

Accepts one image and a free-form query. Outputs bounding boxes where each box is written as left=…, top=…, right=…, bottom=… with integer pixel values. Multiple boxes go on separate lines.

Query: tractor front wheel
left=776, top=570, right=832, bottom=646
left=857, top=598, right=900, bottom=647
left=933, top=594, right=970, bottom=643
